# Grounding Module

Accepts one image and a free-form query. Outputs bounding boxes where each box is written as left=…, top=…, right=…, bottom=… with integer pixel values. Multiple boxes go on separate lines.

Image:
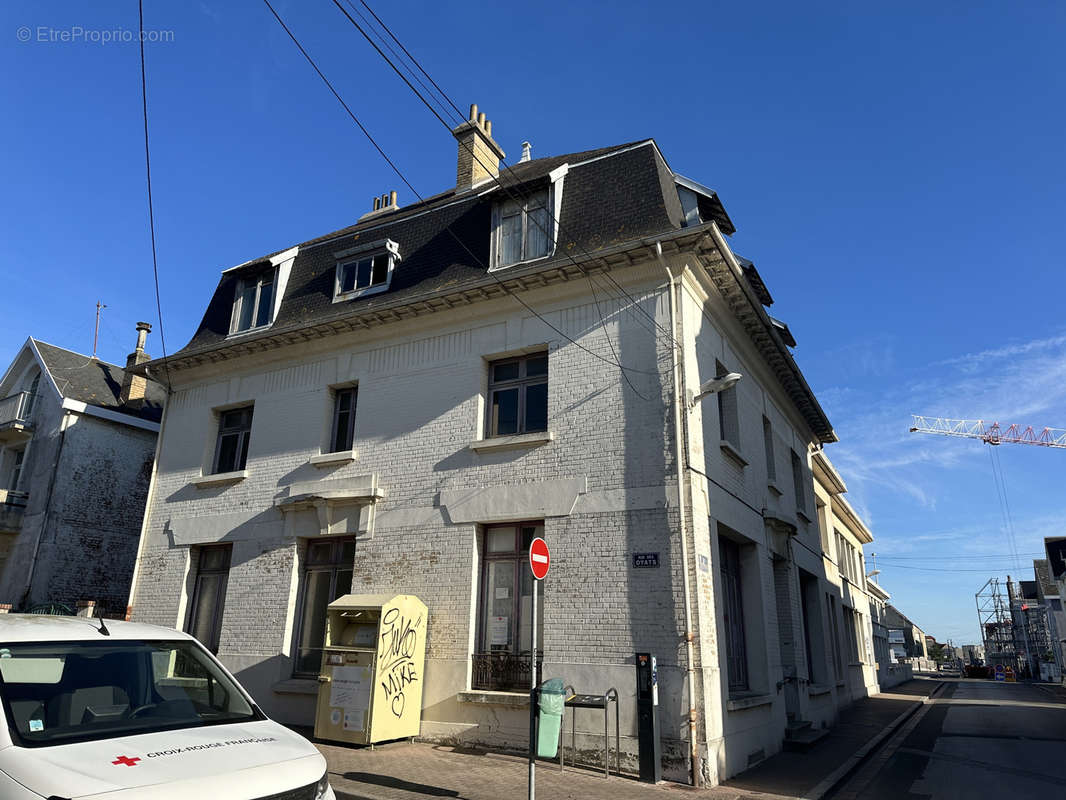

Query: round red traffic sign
left=529, top=537, right=550, bottom=580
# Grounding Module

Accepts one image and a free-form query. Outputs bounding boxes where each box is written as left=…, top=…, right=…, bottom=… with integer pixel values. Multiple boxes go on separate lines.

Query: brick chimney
left=119, top=321, right=152, bottom=407
left=452, top=103, right=505, bottom=191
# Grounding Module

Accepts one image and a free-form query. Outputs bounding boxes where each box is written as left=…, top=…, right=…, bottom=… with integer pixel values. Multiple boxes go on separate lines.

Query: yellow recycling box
left=313, top=593, right=428, bottom=745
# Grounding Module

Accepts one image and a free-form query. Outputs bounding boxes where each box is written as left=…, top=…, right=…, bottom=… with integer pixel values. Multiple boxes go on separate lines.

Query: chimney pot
left=477, top=112, right=486, bottom=128
left=389, top=190, right=397, bottom=206
left=485, top=119, right=492, bottom=136
left=520, top=141, right=532, bottom=162
left=469, top=103, right=478, bottom=121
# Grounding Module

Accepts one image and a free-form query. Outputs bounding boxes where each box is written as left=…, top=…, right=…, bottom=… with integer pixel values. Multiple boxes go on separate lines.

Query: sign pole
left=528, top=574, right=537, bottom=800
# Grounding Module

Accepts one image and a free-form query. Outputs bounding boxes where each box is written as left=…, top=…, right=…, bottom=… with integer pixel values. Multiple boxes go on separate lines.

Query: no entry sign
left=529, top=537, right=550, bottom=580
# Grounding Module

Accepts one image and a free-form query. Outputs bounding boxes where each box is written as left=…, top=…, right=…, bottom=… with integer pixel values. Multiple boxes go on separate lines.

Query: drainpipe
left=657, top=240, right=701, bottom=787
left=20, top=410, right=73, bottom=609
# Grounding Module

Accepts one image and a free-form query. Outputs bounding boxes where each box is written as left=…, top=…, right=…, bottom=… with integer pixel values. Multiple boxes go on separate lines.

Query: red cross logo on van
left=112, top=755, right=141, bottom=767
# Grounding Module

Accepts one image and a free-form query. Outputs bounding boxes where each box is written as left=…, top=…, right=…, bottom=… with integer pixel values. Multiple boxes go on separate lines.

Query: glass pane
left=525, top=205, right=549, bottom=259
left=520, top=525, right=542, bottom=552
left=482, top=561, right=515, bottom=652
left=525, top=355, right=548, bottom=377
left=340, top=539, right=356, bottom=565
left=492, top=361, right=520, bottom=383
left=297, top=570, right=332, bottom=674
left=339, top=263, right=356, bottom=293
left=237, top=431, right=250, bottom=470
left=307, top=540, right=334, bottom=565
left=236, top=282, right=256, bottom=331
left=371, top=253, right=389, bottom=285
left=518, top=568, right=544, bottom=653
left=356, top=258, right=373, bottom=289
left=334, top=569, right=353, bottom=599
left=524, top=382, right=548, bottom=432
left=215, top=433, right=238, bottom=473
left=487, top=527, right=516, bottom=553
left=332, top=409, right=352, bottom=452
left=500, top=213, right=521, bottom=265
left=190, top=574, right=223, bottom=651
left=200, top=546, right=229, bottom=571
left=255, top=278, right=274, bottom=327
left=491, top=388, right=519, bottom=436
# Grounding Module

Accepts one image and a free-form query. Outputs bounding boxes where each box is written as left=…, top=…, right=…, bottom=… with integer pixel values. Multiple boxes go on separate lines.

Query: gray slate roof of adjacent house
left=33, top=340, right=165, bottom=423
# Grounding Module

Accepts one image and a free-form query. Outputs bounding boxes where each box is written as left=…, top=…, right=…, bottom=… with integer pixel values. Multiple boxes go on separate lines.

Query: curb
left=801, top=681, right=946, bottom=800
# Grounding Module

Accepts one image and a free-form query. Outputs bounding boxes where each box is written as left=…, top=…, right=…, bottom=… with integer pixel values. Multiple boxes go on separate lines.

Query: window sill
left=720, top=441, right=748, bottom=467
left=193, top=469, right=248, bottom=488
left=796, top=508, right=813, bottom=524
left=726, top=693, right=774, bottom=711
left=808, top=684, right=832, bottom=697
left=309, top=449, right=358, bottom=467
left=767, top=481, right=782, bottom=497
left=333, top=282, right=390, bottom=304
left=226, top=324, right=273, bottom=340
left=469, top=431, right=554, bottom=453
left=272, top=678, right=320, bottom=696
left=458, top=690, right=530, bottom=708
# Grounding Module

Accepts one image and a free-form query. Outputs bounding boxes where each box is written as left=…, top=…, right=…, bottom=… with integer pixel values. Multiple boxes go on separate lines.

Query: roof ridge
left=31, top=339, right=124, bottom=372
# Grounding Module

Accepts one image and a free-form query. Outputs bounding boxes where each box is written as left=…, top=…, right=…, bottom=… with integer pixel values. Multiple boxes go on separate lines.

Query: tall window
left=23, top=372, right=40, bottom=417
left=494, top=190, right=550, bottom=268
left=762, top=416, right=775, bottom=482
left=213, top=406, right=253, bottom=474
left=294, top=537, right=355, bottom=676
left=231, top=269, right=275, bottom=333
left=330, top=387, right=358, bottom=453
left=487, top=352, right=548, bottom=437
left=791, top=450, right=807, bottom=514
left=474, top=523, right=544, bottom=690
left=719, top=536, right=749, bottom=692
left=186, top=545, right=232, bottom=654
left=716, top=360, right=740, bottom=450
left=7, top=448, right=26, bottom=491
left=828, top=594, right=844, bottom=681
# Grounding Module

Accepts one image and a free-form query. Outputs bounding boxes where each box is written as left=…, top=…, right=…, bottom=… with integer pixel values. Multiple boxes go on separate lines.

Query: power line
left=137, top=0, right=172, bottom=392
left=261, top=0, right=660, bottom=386
left=878, top=563, right=1035, bottom=574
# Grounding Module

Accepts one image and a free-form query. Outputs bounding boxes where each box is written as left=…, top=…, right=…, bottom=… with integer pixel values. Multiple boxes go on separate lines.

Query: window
left=763, top=416, right=776, bottom=482
left=212, top=407, right=253, bottom=474
left=23, top=372, right=40, bottom=417
left=487, top=352, right=548, bottom=437
left=185, top=545, right=231, bottom=654
left=294, top=537, right=355, bottom=676
left=791, top=450, right=807, bottom=514
left=329, top=387, right=358, bottom=453
left=843, top=608, right=860, bottom=663
left=716, top=360, right=740, bottom=450
left=719, top=536, right=749, bottom=692
left=493, top=190, right=550, bottom=268
left=800, top=572, right=824, bottom=684
left=230, top=269, right=275, bottom=333
left=473, top=524, right=544, bottom=690
left=1051, top=599, right=1063, bottom=612
left=828, top=594, right=844, bottom=681
left=333, top=239, right=399, bottom=301
left=816, top=502, right=830, bottom=553
left=8, top=448, right=25, bottom=491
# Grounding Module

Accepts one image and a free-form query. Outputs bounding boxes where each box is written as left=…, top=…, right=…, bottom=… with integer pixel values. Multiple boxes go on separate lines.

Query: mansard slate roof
left=155, top=138, right=834, bottom=442
left=34, top=340, right=165, bottom=422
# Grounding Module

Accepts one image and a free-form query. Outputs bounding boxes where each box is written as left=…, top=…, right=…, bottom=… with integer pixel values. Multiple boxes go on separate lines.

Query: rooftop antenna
left=92, top=301, right=107, bottom=359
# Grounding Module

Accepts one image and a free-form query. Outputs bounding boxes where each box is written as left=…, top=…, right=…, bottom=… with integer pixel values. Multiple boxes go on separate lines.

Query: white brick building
left=128, top=109, right=885, bottom=785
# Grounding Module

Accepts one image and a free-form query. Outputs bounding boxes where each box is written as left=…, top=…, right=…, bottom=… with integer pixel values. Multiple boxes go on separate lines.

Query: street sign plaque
left=529, top=537, right=550, bottom=580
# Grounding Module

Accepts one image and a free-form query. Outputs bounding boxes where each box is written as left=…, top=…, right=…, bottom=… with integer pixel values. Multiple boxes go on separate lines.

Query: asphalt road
left=831, top=679, right=1066, bottom=800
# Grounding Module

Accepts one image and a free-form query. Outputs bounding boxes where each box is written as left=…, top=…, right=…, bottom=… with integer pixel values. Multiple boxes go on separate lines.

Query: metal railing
left=472, top=652, right=542, bottom=691
left=0, top=392, right=34, bottom=426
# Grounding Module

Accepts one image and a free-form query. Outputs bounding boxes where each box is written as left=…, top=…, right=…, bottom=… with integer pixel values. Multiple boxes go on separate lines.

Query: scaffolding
left=976, top=577, right=1019, bottom=672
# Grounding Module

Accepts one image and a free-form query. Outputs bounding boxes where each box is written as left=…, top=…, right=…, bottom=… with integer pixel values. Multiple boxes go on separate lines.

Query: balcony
left=471, top=652, right=543, bottom=692
left=0, top=392, right=34, bottom=443
left=0, top=489, right=28, bottom=534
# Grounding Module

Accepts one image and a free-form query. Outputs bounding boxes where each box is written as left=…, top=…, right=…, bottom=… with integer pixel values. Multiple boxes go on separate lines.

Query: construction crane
left=910, top=416, right=1066, bottom=449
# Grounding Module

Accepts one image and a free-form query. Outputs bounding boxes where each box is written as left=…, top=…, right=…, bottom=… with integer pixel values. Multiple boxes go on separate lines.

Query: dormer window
left=493, top=189, right=550, bottom=269
left=230, top=268, right=276, bottom=334
left=333, top=239, right=399, bottom=302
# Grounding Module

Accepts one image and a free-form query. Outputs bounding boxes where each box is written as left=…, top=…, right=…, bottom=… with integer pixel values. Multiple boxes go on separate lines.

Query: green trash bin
left=536, top=678, right=566, bottom=758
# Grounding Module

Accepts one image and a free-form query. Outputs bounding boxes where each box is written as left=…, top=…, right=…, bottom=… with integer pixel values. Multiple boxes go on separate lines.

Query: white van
left=0, top=614, right=335, bottom=799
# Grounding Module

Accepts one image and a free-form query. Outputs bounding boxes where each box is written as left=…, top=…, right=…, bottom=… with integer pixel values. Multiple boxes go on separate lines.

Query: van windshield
left=0, top=639, right=260, bottom=747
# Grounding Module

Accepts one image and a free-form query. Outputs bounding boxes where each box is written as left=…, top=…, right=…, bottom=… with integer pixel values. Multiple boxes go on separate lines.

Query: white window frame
left=491, top=188, right=552, bottom=269
left=212, top=405, right=254, bottom=475
left=333, top=239, right=400, bottom=303
left=229, top=267, right=278, bottom=335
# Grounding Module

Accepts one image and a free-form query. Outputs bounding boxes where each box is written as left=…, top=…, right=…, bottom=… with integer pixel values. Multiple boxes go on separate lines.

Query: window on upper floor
left=329, top=386, right=358, bottom=454
left=791, top=449, right=808, bottom=516
left=230, top=269, right=276, bottom=334
left=493, top=190, right=550, bottom=269
left=716, top=360, right=741, bottom=452
left=213, top=406, right=253, bottom=474
left=762, top=416, right=776, bottom=483
left=487, top=352, right=548, bottom=437
left=334, top=240, right=399, bottom=302
left=5, top=447, right=26, bottom=492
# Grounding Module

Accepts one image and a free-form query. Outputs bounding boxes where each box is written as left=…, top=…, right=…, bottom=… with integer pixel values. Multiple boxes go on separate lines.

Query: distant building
left=1037, top=548, right=1066, bottom=677
left=885, top=605, right=928, bottom=662
left=0, top=327, right=164, bottom=616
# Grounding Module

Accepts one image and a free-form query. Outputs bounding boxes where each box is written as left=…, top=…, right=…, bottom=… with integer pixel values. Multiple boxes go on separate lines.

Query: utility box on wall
left=313, top=593, right=427, bottom=745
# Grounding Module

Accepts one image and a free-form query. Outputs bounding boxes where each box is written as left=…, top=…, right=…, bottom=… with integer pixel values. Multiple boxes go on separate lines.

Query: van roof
left=0, top=614, right=194, bottom=644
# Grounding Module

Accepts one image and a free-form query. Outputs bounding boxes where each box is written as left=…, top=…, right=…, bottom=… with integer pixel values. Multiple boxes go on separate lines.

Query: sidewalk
left=313, top=678, right=941, bottom=800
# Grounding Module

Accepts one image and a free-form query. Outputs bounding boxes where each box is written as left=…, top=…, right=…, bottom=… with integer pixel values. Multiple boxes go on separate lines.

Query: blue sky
left=3, top=1, right=1064, bottom=644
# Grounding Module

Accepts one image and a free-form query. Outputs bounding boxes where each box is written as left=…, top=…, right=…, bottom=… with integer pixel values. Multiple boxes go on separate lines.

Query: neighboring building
left=0, top=326, right=164, bottom=615
left=866, top=578, right=910, bottom=687
left=1015, top=573, right=1061, bottom=682
left=960, top=643, right=985, bottom=666
left=885, top=605, right=928, bottom=664
left=1036, top=554, right=1066, bottom=677
left=126, top=109, right=862, bottom=786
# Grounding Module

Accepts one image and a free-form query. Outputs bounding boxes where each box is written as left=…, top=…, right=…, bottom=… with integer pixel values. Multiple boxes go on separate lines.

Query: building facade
left=0, top=329, right=163, bottom=615
left=126, top=113, right=899, bottom=784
